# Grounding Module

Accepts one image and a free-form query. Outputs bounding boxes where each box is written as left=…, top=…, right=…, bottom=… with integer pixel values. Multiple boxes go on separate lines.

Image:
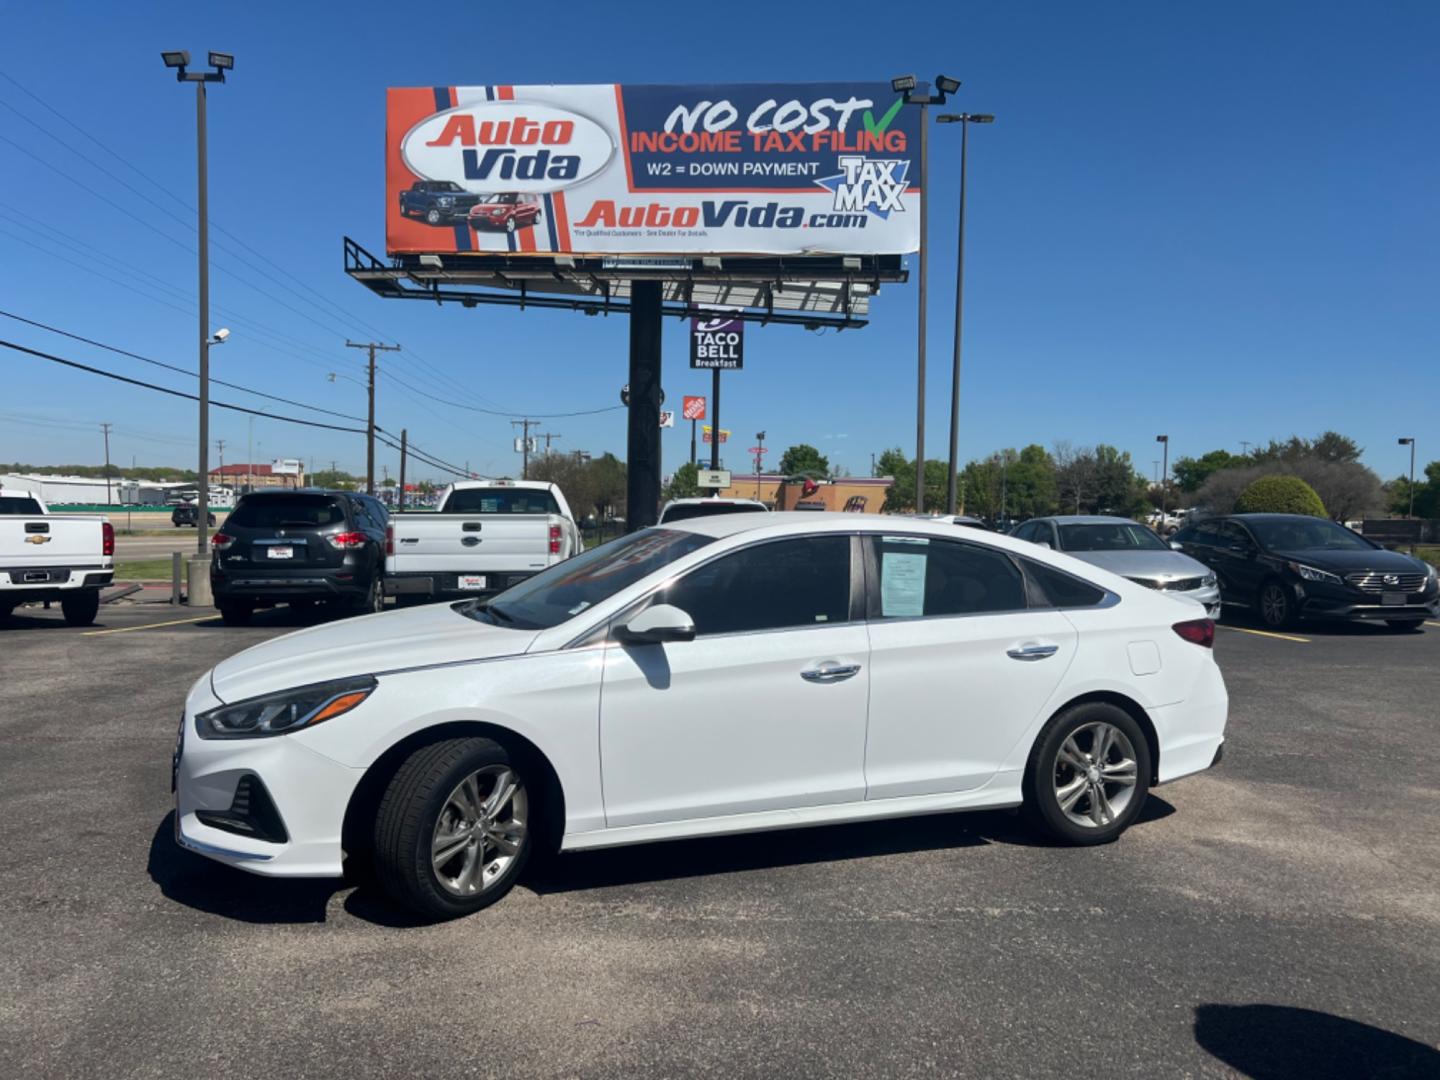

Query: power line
left=379, top=363, right=624, bottom=419
left=0, top=309, right=369, bottom=423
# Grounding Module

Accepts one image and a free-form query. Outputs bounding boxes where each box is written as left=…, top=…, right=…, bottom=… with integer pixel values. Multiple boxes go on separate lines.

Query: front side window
left=657, top=535, right=852, bottom=636
left=869, top=536, right=1028, bottom=618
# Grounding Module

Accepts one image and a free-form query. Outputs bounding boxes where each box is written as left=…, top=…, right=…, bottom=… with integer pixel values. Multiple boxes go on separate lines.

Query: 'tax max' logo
left=814, top=156, right=910, bottom=220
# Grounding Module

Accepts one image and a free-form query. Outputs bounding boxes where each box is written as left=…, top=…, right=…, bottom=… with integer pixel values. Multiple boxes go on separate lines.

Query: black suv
left=1171, top=513, right=1438, bottom=630
left=209, top=490, right=389, bottom=625
left=172, top=502, right=216, bottom=527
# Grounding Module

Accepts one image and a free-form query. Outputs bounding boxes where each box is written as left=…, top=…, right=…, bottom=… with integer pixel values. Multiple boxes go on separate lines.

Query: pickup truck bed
left=0, top=494, right=114, bottom=625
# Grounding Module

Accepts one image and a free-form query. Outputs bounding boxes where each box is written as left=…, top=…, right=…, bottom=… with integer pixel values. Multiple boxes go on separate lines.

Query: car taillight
left=102, top=521, right=114, bottom=556
left=328, top=531, right=368, bottom=550
left=1172, top=618, right=1215, bottom=648
left=211, top=532, right=235, bottom=551
left=385, top=523, right=394, bottom=556
left=548, top=524, right=562, bottom=555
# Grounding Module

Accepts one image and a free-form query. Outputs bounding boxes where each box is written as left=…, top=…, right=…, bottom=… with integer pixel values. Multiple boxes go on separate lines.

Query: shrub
left=1235, top=475, right=1326, bottom=517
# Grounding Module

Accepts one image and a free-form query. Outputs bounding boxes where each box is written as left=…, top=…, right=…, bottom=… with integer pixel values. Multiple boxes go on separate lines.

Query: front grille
left=1127, top=575, right=1206, bottom=592
left=1345, top=572, right=1426, bottom=594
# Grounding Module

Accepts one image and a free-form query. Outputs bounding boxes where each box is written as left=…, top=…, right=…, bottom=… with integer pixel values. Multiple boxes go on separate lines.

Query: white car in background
left=174, top=513, right=1228, bottom=920
left=657, top=497, right=768, bottom=523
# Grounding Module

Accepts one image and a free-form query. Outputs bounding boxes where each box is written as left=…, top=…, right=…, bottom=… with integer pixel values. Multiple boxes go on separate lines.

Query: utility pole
left=537, top=431, right=562, bottom=451
left=754, top=431, right=766, bottom=502
left=100, top=423, right=113, bottom=505
left=1156, top=435, right=1170, bottom=519
left=1240, top=440, right=1252, bottom=456
left=871, top=452, right=877, bottom=478
left=398, top=429, right=408, bottom=512
left=511, top=419, right=538, bottom=479
left=346, top=339, right=400, bottom=495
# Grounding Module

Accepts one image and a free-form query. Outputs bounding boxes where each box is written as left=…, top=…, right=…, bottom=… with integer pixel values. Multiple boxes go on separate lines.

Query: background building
left=718, top=474, right=893, bottom=512
left=208, top=460, right=306, bottom=491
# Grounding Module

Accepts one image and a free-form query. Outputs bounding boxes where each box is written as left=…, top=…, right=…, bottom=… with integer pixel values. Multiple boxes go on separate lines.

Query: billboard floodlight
left=208, top=52, right=235, bottom=71
left=935, top=74, right=961, bottom=95
left=891, top=75, right=917, bottom=93
left=160, top=50, right=190, bottom=69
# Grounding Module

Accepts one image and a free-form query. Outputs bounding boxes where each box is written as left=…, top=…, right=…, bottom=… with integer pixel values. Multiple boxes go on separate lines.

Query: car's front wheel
left=373, top=737, right=532, bottom=920
left=1025, top=703, right=1152, bottom=845
left=425, top=208, right=442, bottom=225
left=1257, top=578, right=1296, bottom=630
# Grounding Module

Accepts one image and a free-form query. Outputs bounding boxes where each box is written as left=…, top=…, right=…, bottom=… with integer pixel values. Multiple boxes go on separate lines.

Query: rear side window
left=660, top=502, right=766, bottom=523
left=659, top=535, right=852, bottom=635
left=869, top=536, right=1027, bottom=618
left=227, top=494, right=347, bottom=530
left=445, top=488, right=561, bottom=515
left=0, top=496, right=44, bottom=515
left=1024, top=559, right=1108, bottom=608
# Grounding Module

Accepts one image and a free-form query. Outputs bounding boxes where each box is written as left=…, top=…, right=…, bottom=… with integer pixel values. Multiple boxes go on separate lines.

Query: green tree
left=1173, top=450, right=1243, bottom=493
left=778, top=444, right=829, bottom=478
left=1389, top=461, right=1440, bottom=518
left=879, top=452, right=947, bottom=513
left=1235, top=475, right=1326, bottom=516
left=311, top=468, right=358, bottom=489
left=663, top=462, right=700, bottom=501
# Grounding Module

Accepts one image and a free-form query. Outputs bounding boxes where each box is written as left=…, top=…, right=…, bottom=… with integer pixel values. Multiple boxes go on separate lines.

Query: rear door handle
left=801, top=662, right=861, bottom=683
left=1007, top=643, right=1059, bottom=661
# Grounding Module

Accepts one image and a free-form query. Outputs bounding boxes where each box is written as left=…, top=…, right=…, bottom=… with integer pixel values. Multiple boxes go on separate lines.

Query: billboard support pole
left=914, top=99, right=928, bottom=515
left=627, top=281, right=663, bottom=530
left=398, top=429, right=407, bottom=512
left=690, top=418, right=697, bottom=470
left=709, top=369, right=721, bottom=473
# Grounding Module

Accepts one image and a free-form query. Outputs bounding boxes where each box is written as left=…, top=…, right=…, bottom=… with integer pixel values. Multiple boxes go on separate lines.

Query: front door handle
left=1007, top=643, right=1059, bottom=661
left=801, top=662, right=861, bottom=683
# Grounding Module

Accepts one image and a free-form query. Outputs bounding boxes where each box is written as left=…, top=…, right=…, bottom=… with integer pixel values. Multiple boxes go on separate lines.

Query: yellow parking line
left=1218, top=625, right=1310, bottom=644
left=82, top=614, right=218, bottom=636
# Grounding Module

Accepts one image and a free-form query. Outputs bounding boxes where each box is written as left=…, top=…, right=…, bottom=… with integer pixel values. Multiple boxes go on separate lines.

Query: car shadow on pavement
left=525, top=797, right=1177, bottom=895
left=1219, top=607, right=1427, bottom=638
left=147, top=812, right=344, bottom=924
left=1194, top=1003, right=1440, bottom=1079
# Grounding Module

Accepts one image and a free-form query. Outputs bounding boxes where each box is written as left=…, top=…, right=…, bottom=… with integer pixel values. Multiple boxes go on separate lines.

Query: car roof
left=662, top=497, right=766, bottom=507
left=1035, top=515, right=1143, bottom=525
left=657, top=511, right=1043, bottom=547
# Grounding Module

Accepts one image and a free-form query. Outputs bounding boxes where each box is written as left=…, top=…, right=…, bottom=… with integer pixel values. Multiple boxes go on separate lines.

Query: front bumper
left=1294, top=579, right=1438, bottom=622
left=173, top=679, right=359, bottom=877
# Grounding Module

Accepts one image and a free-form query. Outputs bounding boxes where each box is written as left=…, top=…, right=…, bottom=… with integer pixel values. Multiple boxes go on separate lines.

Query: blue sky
left=1, top=0, right=1435, bottom=484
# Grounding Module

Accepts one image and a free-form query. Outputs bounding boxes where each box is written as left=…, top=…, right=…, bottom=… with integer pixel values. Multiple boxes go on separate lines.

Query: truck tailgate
left=0, top=516, right=107, bottom=574
left=388, top=514, right=556, bottom=575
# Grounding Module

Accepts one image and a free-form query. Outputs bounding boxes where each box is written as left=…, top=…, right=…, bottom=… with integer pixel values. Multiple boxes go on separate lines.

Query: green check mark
left=863, top=96, right=906, bottom=136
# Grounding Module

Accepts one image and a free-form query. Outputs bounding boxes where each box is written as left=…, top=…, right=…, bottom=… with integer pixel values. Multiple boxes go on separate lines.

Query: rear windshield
left=228, top=494, right=347, bottom=530
left=444, top=488, right=561, bottom=515
left=0, top=496, right=44, bottom=515
left=660, top=502, right=767, bottom=523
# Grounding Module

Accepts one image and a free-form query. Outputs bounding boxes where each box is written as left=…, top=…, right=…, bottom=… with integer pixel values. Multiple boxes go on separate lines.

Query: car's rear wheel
left=217, top=600, right=253, bottom=626
left=60, top=591, right=100, bottom=627
left=1025, top=702, right=1151, bottom=845
left=1257, top=578, right=1296, bottom=630
left=373, top=737, right=532, bottom=920
left=354, top=575, right=384, bottom=615
left=1386, top=619, right=1425, bottom=631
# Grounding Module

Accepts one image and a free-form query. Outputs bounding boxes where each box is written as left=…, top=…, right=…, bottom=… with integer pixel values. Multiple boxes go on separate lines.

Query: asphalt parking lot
left=2, top=603, right=1438, bottom=1078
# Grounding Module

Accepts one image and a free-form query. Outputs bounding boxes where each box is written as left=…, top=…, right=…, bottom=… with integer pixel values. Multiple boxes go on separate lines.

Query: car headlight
left=196, top=676, right=376, bottom=740
left=1202, top=572, right=1217, bottom=588
left=1288, top=561, right=1342, bottom=585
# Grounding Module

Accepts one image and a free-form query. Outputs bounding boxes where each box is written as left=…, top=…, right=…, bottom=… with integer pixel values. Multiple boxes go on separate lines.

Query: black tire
left=1257, top=577, right=1297, bottom=630
left=1024, top=702, right=1152, bottom=846
left=1386, top=619, right=1425, bottom=632
left=353, top=574, right=384, bottom=616
left=425, top=207, right=442, bottom=225
left=60, top=591, right=100, bottom=627
left=505, top=217, right=516, bottom=233
left=218, top=600, right=253, bottom=626
left=373, top=737, right=533, bottom=920
left=1, top=601, right=17, bottom=621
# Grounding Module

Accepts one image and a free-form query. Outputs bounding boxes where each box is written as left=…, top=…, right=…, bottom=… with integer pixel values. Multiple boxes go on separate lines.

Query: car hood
left=1269, top=548, right=1428, bottom=574
left=208, top=602, right=537, bottom=703
left=1066, top=549, right=1212, bottom=582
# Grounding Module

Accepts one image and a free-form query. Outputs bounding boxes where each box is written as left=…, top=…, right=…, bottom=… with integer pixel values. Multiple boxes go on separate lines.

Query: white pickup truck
left=0, top=488, right=115, bottom=626
left=385, top=480, right=582, bottom=603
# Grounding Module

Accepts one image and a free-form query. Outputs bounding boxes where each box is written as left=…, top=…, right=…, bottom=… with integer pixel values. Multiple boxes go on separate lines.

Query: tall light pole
left=894, top=73, right=960, bottom=514
left=161, top=49, right=232, bottom=557
left=1399, top=437, right=1416, bottom=518
left=936, top=111, right=994, bottom=514
left=1156, top=435, right=1170, bottom=519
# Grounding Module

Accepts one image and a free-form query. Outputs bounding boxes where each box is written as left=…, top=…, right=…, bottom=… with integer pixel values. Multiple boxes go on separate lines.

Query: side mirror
left=1170, top=541, right=1183, bottom=551
left=615, top=603, right=696, bottom=645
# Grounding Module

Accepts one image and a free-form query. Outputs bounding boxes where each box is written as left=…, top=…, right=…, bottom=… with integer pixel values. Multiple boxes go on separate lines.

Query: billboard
left=387, top=83, right=921, bottom=257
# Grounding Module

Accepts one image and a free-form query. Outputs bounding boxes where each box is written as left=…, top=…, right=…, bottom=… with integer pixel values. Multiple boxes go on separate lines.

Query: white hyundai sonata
left=174, top=513, right=1227, bottom=920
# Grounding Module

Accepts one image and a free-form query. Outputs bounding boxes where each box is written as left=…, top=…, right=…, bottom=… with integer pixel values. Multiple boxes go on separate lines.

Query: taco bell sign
left=690, top=316, right=744, bottom=370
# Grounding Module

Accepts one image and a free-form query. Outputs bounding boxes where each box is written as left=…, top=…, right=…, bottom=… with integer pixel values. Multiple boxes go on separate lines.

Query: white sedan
left=174, top=513, right=1228, bottom=920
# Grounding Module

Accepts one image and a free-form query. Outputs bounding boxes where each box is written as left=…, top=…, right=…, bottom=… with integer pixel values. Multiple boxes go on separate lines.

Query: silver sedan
left=1011, top=515, right=1221, bottom=618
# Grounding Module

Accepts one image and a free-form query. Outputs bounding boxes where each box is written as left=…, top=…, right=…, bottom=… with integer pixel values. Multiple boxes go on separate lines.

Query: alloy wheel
left=1260, top=584, right=1288, bottom=627
left=431, top=765, right=528, bottom=897
left=1052, top=721, right=1138, bottom=828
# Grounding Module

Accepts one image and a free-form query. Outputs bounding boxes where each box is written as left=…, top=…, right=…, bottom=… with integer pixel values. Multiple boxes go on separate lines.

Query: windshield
left=444, top=488, right=561, bottom=515
left=228, top=494, right=346, bottom=529
left=1247, top=518, right=1374, bottom=551
left=477, top=194, right=517, bottom=204
left=660, top=502, right=766, bottom=523
left=432, top=181, right=463, bottom=192
left=1058, top=522, right=1168, bottom=552
left=470, top=528, right=714, bottom=630
left=0, top=495, right=43, bottom=515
